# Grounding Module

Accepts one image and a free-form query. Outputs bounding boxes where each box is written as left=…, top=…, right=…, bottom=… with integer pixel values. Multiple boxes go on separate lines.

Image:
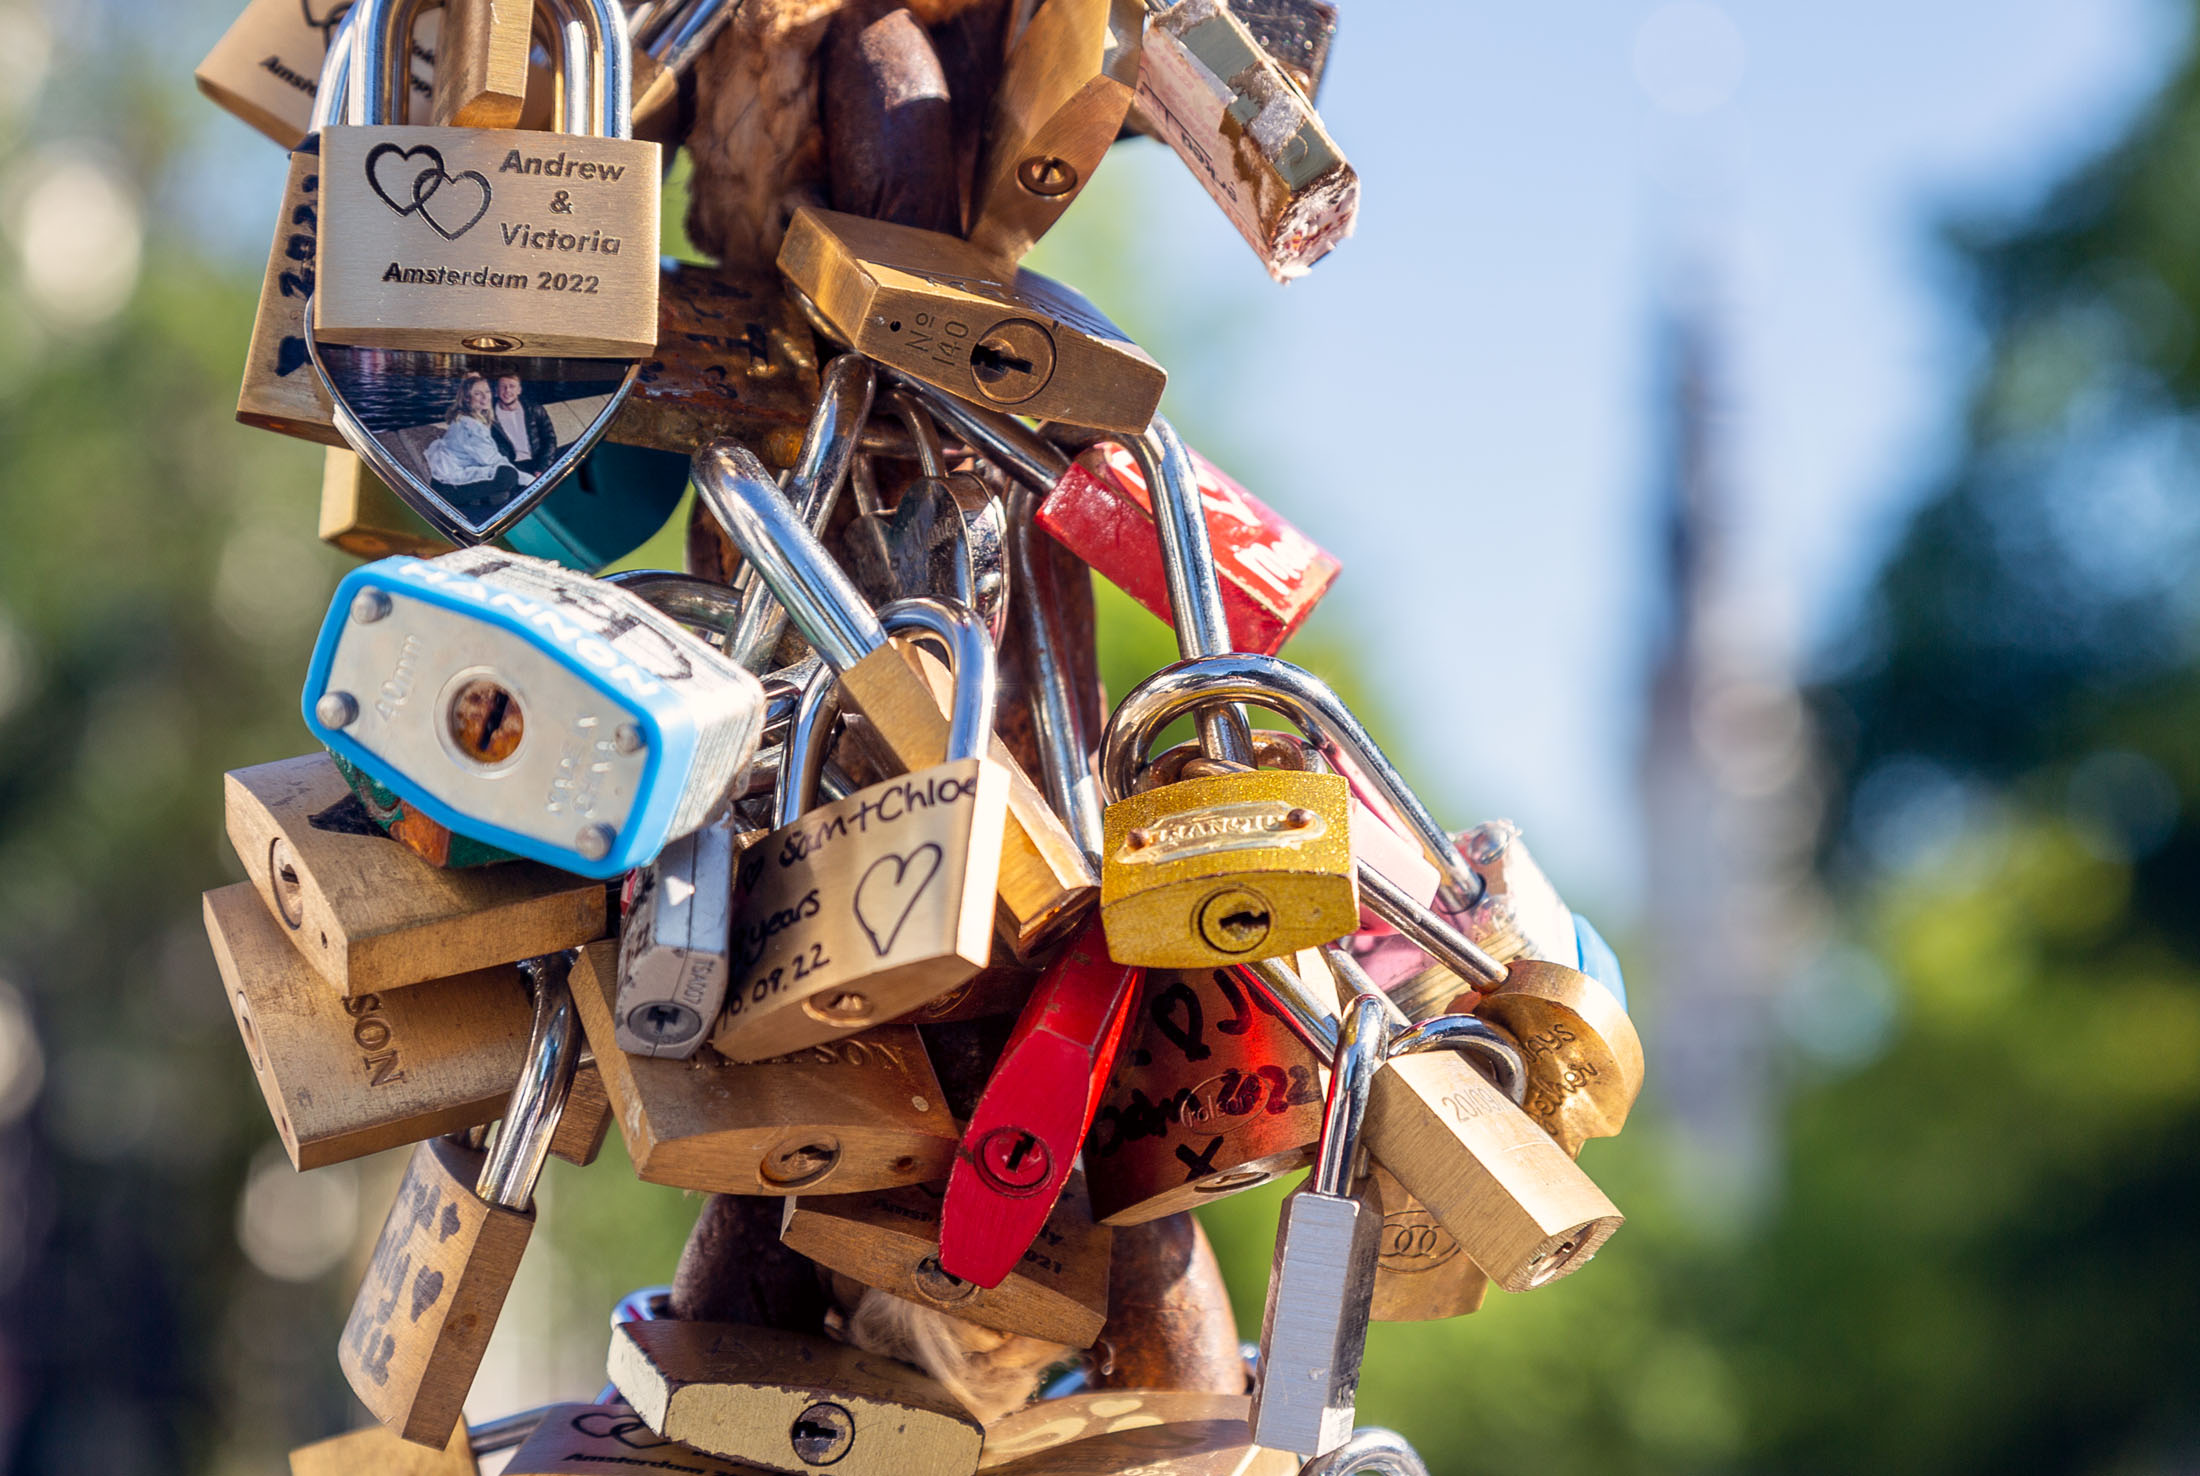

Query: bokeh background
left=2, top=0, right=2198, bottom=1470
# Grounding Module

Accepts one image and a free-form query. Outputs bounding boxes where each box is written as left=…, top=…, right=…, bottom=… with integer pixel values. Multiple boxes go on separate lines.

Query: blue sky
left=1036, top=0, right=2187, bottom=917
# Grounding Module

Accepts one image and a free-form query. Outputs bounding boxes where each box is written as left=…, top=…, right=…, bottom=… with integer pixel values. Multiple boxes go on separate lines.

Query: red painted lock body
left=1034, top=440, right=1340, bottom=655
left=939, top=920, right=1142, bottom=1288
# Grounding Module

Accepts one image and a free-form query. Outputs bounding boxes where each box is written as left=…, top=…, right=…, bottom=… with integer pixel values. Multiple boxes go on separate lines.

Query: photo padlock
left=301, top=548, right=768, bottom=878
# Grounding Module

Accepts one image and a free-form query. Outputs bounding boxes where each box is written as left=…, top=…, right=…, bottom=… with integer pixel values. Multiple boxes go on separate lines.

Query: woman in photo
left=424, top=372, right=521, bottom=502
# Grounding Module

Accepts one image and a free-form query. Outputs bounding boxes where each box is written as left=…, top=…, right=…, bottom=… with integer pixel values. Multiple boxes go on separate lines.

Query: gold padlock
left=781, top=1174, right=1111, bottom=1347
left=224, top=753, right=607, bottom=996
left=606, top=1320, right=985, bottom=1476
left=1472, top=958, right=1645, bottom=1159
left=776, top=206, right=1165, bottom=436
left=289, top=1419, right=479, bottom=1476
left=711, top=608, right=1010, bottom=1063
left=321, top=445, right=456, bottom=560
left=570, top=941, right=961, bottom=1195
left=197, top=0, right=434, bottom=150
left=979, top=1393, right=1257, bottom=1470
left=315, top=0, right=660, bottom=357
left=1083, top=967, right=1322, bottom=1226
left=982, top=1408, right=1296, bottom=1475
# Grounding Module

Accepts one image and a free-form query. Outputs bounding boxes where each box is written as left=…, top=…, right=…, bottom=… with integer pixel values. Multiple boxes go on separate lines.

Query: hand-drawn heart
left=363, top=142, right=493, bottom=240
left=854, top=844, right=943, bottom=957
left=408, top=1265, right=445, bottom=1322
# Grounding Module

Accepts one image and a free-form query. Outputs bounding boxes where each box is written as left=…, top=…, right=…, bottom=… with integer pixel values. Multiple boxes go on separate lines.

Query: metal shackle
left=1131, top=414, right=1255, bottom=767
left=876, top=597, right=1000, bottom=764
left=692, top=439, right=889, bottom=670
left=1314, top=993, right=1388, bottom=1200
left=1297, top=1429, right=1432, bottom=1476
left=1323, top=948, right=1526, bottom=1103
left=1102, top=652, right=1484, bottom=912
left=602, top=570, right=746, bottom=649
left=353, top=0, right=636, bottom=137
left=477, top=952, right=582, bottom=1212
left=309, top=5, right=358, bottom=133
left=774, top=659, right=845, bottom=828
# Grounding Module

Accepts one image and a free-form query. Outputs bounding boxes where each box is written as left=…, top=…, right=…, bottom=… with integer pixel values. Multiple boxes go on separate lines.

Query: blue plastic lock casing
left=1573, top=913, right=1626, bottom=1010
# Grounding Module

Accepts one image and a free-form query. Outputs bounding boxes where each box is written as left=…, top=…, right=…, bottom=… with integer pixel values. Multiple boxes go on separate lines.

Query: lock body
left=607, top=1320, right=984, bottom=1476
left=1473, top=959, right=1644, bottom=1157
left=1366, top=1160, right=1487, bottom=1322
left=316, top=124, right=661, bottom=356
left=288, top=1419, right=479, bottom=1476
left=341, top=1135, right=534, bottom=1445
left=302, top=551, right=766, bottom=878
left=777, top=206, right=1165, bottom=435
left=501, top=1402, right=751, bottom=1475
left=224, top=753, right=606, bottom=993
left=1253, top=1179, right=1379, bottom=1453
left=780, top=1174, right=1111, bottom=1346
left=711, top=757, right=1010, bottom=1062
left=572, top=942, right=960, bottom=1194
left=1101, top=770, right=1356, bottom=968
left=617, top=817, right=745, bottom=1058
left=1035, top=441, right=1339, bottom=656
left=981, top=1392, right=1260, bottom=1468
left=197, top=0, right=437, bottom=149
left=983, top=1413, right=1298, bottom=1475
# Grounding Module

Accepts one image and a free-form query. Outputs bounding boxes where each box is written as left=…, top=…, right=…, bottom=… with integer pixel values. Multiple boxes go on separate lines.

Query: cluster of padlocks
left=192, top=0, right=1644, bottom=1471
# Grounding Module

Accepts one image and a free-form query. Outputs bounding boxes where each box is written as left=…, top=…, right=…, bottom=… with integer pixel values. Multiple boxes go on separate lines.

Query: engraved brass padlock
left=571, top=941, right=961, bottom=1194
left=1472, top=958, right=1645, bottom=1159
left=776, top=206, right=1165, bottom=435
left=197, top=0, right=434, bottom=150
left=315, top=0, right=659, bottom=357
left=710, top=600, right=1011, bottom=1062
left=499, top=1401, right=751, bottom=1475
left=606, top=1319, right=984, bottom=1476
left=340, top=954, right=583, bottom=1445
left=780, top=1173, right=1111, bottom=1347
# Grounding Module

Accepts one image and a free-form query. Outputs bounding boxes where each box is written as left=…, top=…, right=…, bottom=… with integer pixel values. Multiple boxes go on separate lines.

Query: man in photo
left=489, top=372, right=559, bottom=477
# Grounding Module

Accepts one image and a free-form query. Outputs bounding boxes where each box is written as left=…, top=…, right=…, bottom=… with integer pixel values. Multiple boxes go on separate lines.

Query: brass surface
left=778, top=206, right=1165, bottom=435
left=502, top=1402, right=770, bottom=1474
left=572, top=942, right=959, bottom=1195
left=1099, top=772, right=1356, bottom=969
left=321, top=447, right=455, bottom=560
left=197, top=0, right=434, bottom=149
left=237, top=142, right=342, bottom=446
left=551, top=1058, right=615, bottom=1166
left=780, top=1175, right=1110, bottom=1346
left=709, top=758, right=1009, bottom=1062
left=1084, top=968, right=1321, bottom=1226
left=317, top=125, right=661, bottom=357
left=289, top=1419, right=479, bottom=1476
left=1472, top=959, right=1644, bottom=1158
left=982, top=1414, right=1296, bottom=1475
left=204, top=883, right=532, bottom=1170
left=1364, top=1049, right=1622, bottom=1292
left=607, top=1320, right=983, bottom=1476
left=979, top=1394, right=1252, bottom=1469
left=839, top=640, right=1097, bottom=955
left=966, top=0, right=1143, bottom=262
left=224, top=754, right=606, bottom=995
left=431, top=0, right=533, bottom=129
left=341, top=1136, right=534, bottom=1446
left=1364, top=1161, right=1487, bottom=1322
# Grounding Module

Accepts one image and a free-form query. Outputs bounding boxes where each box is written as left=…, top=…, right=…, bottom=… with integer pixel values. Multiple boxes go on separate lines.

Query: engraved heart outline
left=300, top=293, right=640, bottom=544
left=853, top=843, right=943, bottom=958
left=363, top=142, right=493, bottom=241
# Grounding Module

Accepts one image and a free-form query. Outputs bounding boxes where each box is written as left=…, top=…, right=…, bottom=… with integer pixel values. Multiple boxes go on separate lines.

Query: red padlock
left=939, top=919, right=1142, bottom=1288
left=1035, top=439, right=1340, bottom=655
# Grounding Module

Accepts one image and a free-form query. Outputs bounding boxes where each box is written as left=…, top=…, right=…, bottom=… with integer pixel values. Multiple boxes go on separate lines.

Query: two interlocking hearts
left=364, top=142, right=492, bottom=241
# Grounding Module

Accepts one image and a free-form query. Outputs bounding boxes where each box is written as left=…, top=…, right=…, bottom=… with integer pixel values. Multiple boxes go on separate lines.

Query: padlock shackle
left=884, top=389, right=950, bottom=480
left=1313, top=994, right=1386, bottom=1199
left=633, top=0, right=738, bottom=74
left=1387, top=1012, right=1526, bottom=1105
left=602, top=570, right=744, bottom=648
left=775, top=658, right=844, bottom=828
left=877, top=597, right=1000, bottom=764
left=693, top=439, right=887, bottom=671
left=892, top=374, right=1071, bottom=490
left=1007, top=483, right=1105, bottom=862
left=1355, top=860, right=1507, bottom=987
left=1130, top=417, right=1256, bottom=767
left=1101, top=652, right=1485, bottom=912
left=1296, top=1429, right=1432, bottom=1476
left=309, top=4, right=357, bottom=134
left=477, top=952, right=581, bottom=1211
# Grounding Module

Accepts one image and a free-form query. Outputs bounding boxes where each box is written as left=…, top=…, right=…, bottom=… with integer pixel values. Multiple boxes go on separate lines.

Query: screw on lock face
left=789, top=1402, right=855, bottom=1466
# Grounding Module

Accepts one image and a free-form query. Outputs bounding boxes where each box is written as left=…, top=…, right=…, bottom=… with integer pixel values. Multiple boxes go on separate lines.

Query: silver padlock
left=302, top=547, right=768, bottom=878
left=1250, top=990, right=1387, bottom=1457
left=616, top=815, right=744, bottom=1057
left=1296, top=1429, right=1432, bottom=1476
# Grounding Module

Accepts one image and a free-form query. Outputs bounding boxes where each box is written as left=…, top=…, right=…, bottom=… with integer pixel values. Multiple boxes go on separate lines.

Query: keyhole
left=969, top=340, right=1034, bottom=383
left=446, top=677, right=525, bottom=765
left=268, top=838, right=306, bottom=929
left=974, top=1125, right=1053, bottom=1194
left=1195, top=887, right=1274, bottom=955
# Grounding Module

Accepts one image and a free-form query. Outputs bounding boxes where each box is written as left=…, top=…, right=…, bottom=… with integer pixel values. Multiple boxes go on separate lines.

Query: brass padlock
left=1082, top=966, right=1322, bottom=1226
left=315, top=0, right=660, bottom=358
left=340, top=955, right=583, bottom=1445
left=711, top=605, right=1011, bottom=1062
left=204, top=882, right=531, bottom=1169
left=570, top=941, right=960, bottom=1194
left=776, top=206, right=1165, bottom=436
left=197, top=0, right=434, bottom=150
left=982, top=1409, right=1297, bottom=1475
left=430, top=0, right=534, bottom=130
left=979, top=1393, right=1260, bottom=1470
left=499, top=1401, right=753, bottom=1475
left=1473, top=958, right=1644, bottom=1159
left=965, top=0, right=1144, bottom=263
left=780, top=1174, right=1111, bottom=1347
left=224, top=753, right=607, bottom=996
left=289, top=1418, right=479, bottom=1476
left=606, top=1319, right=984, bottom=1476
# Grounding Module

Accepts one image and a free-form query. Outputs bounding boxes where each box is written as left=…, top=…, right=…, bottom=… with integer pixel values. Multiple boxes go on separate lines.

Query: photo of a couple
left=423, top=372, right=558, bottom=502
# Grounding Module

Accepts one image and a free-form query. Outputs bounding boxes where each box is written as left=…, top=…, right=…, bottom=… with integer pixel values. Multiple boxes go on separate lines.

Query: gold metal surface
left=237, top=142, right=342, bottom=446
left=966, top=0, right=1144, bottom=263
left=197, top=0, right=434, bottom=149
left=1084, top=968, right=1321, bottom=1226
left=317, top=125, right=661, bottom=356
left=981, top=1414, right=1296, bottom=1475
left=431, top=0, right=533, bottom=129
left=224, top=754, right=607, bottom=995
left=204, top=883, right=532, bottom=1169
left=341, top=1136, right=534, bottom=1447
left=780, top=1174, right=1110, bottom=1346
left=1365, top=1161, right=1487, bottom=1322
left=321, top=446, right=455, bottom=560
left=607, top=1320, right=983, bottom=1476
left=1474, top=958, right=1644, bottom=1158
left=709, top=758, right=1009, bottom=1063
left=571, top=943, right=960, bottom=1195
left=1100, top=771, right=1356, bottom=969
left=979, top=1394, right=1253, bottom=1469
left=778, top=206, right=1165, bottom=435
left=501, top=1402, right=767, bottom=1474
left=289, top=1420, right=479, bottom=1476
